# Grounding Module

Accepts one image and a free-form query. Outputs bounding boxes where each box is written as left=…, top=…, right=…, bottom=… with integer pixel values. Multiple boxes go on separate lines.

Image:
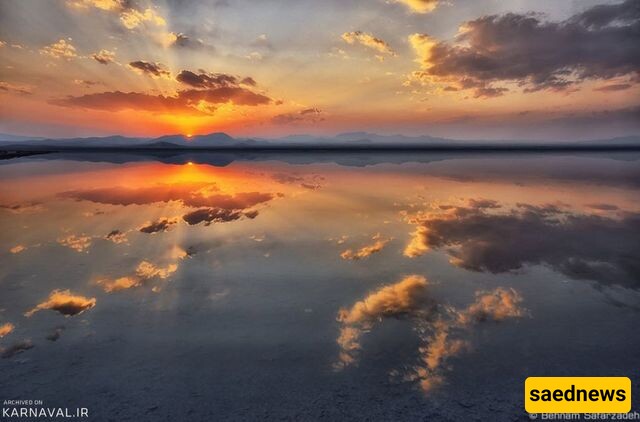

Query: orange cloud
left=392, top=0, right=440, bottom=13
left=58, top=234, right=92, bottom=252
left=342, top=31, right=396, bottom=57
left=340, top=235, right=391, bottom=260
left=40, top=39, right=77, bottom=60
left=10, top=245, right=26, bottom=254
left=25, top=290, right=96, bottom=317
left=335, top=275, right=429, bottom=367
left=92, top=49, right=116, bottom=64
left=0, top=323, right=15, bottom=338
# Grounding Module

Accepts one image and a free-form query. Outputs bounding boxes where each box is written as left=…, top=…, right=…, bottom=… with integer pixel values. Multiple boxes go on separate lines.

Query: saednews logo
left=525, top=377, right=632, bottom=414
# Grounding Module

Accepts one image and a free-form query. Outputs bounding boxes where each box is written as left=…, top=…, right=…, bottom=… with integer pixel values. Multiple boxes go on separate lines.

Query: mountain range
left=0, top=132, right=639, bottom=151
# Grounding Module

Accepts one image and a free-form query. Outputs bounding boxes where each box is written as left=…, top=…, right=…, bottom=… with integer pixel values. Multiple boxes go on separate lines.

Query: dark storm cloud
left=411, top=0, right=640, bottom=95
left=404, top=200, right=640, bottom=289
left=1, top=340, right=34, bottom=359
left=128, top=60, right=171, bottom=78
left=139, top=217, right=178, bottom=234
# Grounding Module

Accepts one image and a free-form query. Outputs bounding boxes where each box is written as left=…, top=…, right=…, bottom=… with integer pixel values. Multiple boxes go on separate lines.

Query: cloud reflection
left=25, top=290, right=96, bottom=317
left=335, top=275, right=525, bottom=393
left=0, top=322, right=15, bottom=338
left=340, top=234, right=391, bottom=261
left=404, top=200, right=640, bottom=289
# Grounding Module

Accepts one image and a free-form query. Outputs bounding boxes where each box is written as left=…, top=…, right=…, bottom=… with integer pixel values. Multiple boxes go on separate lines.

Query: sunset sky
left=0, top=0, right=638, bottom=140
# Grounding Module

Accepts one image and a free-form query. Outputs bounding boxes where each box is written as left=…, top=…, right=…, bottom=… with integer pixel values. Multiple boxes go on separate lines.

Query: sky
left=0, top=0, right=638, bottom=140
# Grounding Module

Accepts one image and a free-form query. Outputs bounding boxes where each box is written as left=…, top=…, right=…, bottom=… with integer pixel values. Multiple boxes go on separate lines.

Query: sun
left=186, top=133, right=193, bottom=139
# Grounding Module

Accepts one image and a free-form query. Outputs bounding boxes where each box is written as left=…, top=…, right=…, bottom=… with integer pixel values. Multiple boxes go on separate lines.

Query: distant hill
left=0, top=131, right=638, bottom=151
left=0, top=133, right=45, bottom=142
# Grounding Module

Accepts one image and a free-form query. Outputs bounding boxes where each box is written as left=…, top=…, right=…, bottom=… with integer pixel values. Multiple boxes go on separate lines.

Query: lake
left=1, top=151, right=639, bottom=420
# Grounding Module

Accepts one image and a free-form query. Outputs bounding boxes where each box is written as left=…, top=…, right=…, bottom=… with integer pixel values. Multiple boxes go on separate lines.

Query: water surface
left=1, top=152, right=639, bottom=420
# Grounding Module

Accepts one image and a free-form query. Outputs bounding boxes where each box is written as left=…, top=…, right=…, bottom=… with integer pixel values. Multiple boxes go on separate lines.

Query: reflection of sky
left=0, top=153, right=639, bottom=419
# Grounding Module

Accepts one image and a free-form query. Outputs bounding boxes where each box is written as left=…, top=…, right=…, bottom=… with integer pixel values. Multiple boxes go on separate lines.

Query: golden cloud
left=92, top=49, right=115, bottom=64
left=25, top=290, right=96, bottom=317
left=96, top=276, right=140, bottom=292
left=457, top=287, right=524, bottom=324
left=58, top=234, right=92, bottom=252
left=0, top=323, right=15, bottom=338
left=340, top=235, right=391, bottom=260
left=40, top=39, right=77, bottom=60
left=10, top=245, right=26, bottom=254
left=335, top=275, right=429, bottom=368
left=342, top=31, right=396, bottom=57
left=392, top=0, right=440, bottom=14
left=136, top=261, right=178, bottom=280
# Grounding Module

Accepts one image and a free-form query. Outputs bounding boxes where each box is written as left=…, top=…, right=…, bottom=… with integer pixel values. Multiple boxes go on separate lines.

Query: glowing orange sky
left=0, top=0, right=638, bottom=140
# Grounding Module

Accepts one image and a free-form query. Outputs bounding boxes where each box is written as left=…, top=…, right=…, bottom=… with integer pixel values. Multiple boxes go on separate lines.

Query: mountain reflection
left=0, top=153, right=639, bottom=418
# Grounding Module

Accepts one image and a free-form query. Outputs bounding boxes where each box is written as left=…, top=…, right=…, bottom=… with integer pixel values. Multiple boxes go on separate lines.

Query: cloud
left=67, top=0, right=166, bottom=29
left=411, top=287, right=524, bottom=392
left=182, top=208, right=245, bottom=226
left=340, top=235, right=391, bottom=260
left=40, top=39, right=77, bottom=60
left=408, top=0, right=640, bottom=96
left=120, top=7, right=165, bottom=29
left=180, top=87, right=271, bottom=106
left=46, top=326, right=65, bottom=342
left=91, top=49, right=115, bottom=64
left=0, top=323, right=15, bottom=338
left=338, top=275, right=429, bottom=326
left=164, top=32, right=207, bottom=49
left=271, top=172, right=324, bottom=189
left=336, top=275, right=429, bottom=367
left=457, top=288, right=524, bottom=324
left=96, top=259, right=178, bottom=292
left=61, top=184, right=275, bottom=215
left=403, top=200, right=640, bottom=289
left=136, top=261, right=177, bottom=279
left=0, top=202, right=43, bottom=213
left=51, top=91, right=195, bottom=114
left=58, top=234, right=92, bottom=252
left=105, top=229, right=127, bottom=244
left=10, top=245, right=26, bottom=254
left=25, top=290, right=96, bottom=317
left=176, top=70, right=238, bottom=88
left=594, top=83, right=632, bottom=92
left=342, top=31, right=396, bottom=57
left=272, top=108, right=325, bottom=125
left=128, top=60, right=171, bottom=78
left=334, top=273, right=526, bottom=384
left=391, top=0, right=439, bottom=14
left=96, top=276, right=140, bottom=292
left=0, top=81, right=34, bottom=95
left=1, top=340, right=34, bottom=359
left=139, top=217, right=179, bottom=234
left=52, top=82, right=272, bottom=115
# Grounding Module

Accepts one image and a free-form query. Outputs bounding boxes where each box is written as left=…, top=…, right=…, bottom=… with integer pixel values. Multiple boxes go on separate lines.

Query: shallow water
left=1, top=151, right=639, bottom=420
